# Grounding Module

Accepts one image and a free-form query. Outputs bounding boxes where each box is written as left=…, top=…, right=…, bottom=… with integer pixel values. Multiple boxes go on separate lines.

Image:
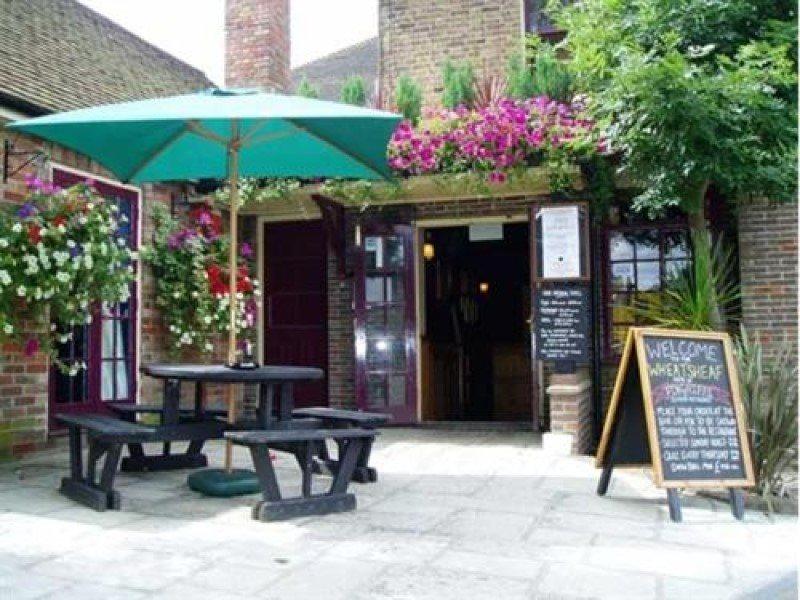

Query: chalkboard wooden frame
left=596, top=327, right=756, bottom=489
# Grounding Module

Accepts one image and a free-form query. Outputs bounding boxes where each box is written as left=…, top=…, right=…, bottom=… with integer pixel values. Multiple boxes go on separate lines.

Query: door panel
left=355, top=226, right=417, bottom=423
left=263, top=221, right=328, bottom=408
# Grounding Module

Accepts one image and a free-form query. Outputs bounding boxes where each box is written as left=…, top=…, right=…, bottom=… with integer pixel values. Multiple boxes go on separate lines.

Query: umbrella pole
left=225, top=141, right=240, bottom=472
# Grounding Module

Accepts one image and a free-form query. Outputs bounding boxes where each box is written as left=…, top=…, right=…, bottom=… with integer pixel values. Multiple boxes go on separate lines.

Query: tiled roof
left=292, top=37, right=378, bottom=102
left=0, top=0, right=213, bottom=115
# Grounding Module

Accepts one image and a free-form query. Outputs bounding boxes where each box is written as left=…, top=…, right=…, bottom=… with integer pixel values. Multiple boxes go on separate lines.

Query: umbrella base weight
left=187, top=468, right=260, bottom=497
left=253, top=494, right=356, bottom=522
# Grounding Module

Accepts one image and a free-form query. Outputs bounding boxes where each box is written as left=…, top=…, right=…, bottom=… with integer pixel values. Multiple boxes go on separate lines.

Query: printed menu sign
left=642, top=334, right=745, bottom=481
left=540, top=206, right=581, bottom=279
left=536, top=286, right=590, bottom=362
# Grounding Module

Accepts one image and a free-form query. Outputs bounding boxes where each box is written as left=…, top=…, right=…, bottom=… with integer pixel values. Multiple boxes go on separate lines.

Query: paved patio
left=0, top=428, right=796, bottom=599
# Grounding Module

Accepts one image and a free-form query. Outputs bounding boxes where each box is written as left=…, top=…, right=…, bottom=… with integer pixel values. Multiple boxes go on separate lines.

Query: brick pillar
left=225, top=0, right=290, bottom=92
left=544, top=369, right=592, bottom=455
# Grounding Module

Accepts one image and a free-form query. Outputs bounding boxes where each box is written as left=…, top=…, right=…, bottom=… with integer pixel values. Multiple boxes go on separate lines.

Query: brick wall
left=225, top=0, right=290, bottom=91
left=738, top=199, right=798, bottom=359
left=379, top=0, right=523, bottom=107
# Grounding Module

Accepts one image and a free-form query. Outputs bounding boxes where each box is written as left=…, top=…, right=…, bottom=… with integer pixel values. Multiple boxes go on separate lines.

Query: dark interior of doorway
left=421, top=223, right=531, bottom=422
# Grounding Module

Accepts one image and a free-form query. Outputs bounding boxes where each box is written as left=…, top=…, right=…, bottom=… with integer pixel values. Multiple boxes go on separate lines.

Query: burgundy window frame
left=48, top=167, right=139, bottom=424
left=601, top=221, right=691, bottom=360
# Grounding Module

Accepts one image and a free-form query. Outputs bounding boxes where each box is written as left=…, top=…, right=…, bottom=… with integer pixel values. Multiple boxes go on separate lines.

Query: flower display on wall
left=0, top=177, right=136, bottom=373
left=142, top=203, right=260, bottom=356
left=387, top=96, right=603, bottom=190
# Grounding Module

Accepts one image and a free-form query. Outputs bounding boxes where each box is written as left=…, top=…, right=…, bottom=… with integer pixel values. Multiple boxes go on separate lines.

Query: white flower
left=12, top=223, right=22, bottom=233
left=56, top=272, right=71, bottom=283
left=34, top=287, right=43, bottom=300
left=0, top=270, right=11, bottom=286
left=0, top=239, right=8, bottom=248
left=3, top=324, right=13, bottom=334
left=204, top=343, right=214, bottom=352
left=172, top=291, right=181, bottom=299
left=16, top=285, right=26, bottom=297
left=83, top=255, right=93, bottom=269
left=78, top=216, right=88, bottom=225
left=39, top=227, right=48, bottom=237
left=203, top=315, right=212, bottom=325
left=66, top=239, right=76, bottom=248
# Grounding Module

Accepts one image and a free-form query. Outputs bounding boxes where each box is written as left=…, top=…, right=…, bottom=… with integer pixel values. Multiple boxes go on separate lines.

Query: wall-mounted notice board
left=595, top=327, right=755, bottom=522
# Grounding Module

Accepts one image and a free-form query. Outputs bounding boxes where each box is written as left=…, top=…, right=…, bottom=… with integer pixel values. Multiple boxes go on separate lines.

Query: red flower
left=53, top=215, right=68, bottom=228
left=236, top=266, right=253, bottom=293
left=206, top=263, right=228, bottom=295
left=27, top=224, right=42, bottom=245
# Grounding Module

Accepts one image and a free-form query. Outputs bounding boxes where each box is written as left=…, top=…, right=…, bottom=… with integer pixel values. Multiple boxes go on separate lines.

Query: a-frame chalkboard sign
left=596, top=327, right=755, bottom=522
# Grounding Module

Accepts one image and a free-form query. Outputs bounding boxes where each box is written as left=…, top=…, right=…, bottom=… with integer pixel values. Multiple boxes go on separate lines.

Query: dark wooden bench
left=226, top=428, right=378, bottom=522
left=56, top=414, right=156, bottom=511
left=109, top=403, right=227, bottom=421
left=292, top=407, right=390, bottom=483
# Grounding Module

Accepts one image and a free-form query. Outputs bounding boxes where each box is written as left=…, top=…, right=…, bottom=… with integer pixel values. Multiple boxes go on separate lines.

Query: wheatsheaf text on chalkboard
left=643, top=335, right=745, bottom=481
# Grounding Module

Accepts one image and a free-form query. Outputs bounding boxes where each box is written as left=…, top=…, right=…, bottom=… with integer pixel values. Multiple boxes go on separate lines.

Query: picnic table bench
left=57, top=414, right=156, bottom=511
left=226, top=427, right=378, bottom=521
left=292, top=407, right=389, bottom=483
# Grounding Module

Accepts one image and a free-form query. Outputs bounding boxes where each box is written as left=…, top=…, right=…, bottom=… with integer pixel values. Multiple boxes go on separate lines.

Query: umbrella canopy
left=8, top=88, right=400, bottom=183
left=9, top=88, right=400, bottom=477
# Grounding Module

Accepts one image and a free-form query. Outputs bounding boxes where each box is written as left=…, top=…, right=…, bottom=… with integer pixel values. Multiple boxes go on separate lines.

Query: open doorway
left=420, top=222, right=531, bottom=422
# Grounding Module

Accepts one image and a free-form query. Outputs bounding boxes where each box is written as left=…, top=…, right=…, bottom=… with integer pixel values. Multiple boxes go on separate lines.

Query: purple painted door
left=355, top=225, right=417, bottom=423
left=49, top=168, right=139, bottom=429
left=263, top=220, right=328, bottom=408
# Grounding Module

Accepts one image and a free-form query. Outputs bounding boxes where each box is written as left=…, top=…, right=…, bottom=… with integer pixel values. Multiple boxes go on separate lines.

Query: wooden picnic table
left=120, top=363, right=325, bottom=471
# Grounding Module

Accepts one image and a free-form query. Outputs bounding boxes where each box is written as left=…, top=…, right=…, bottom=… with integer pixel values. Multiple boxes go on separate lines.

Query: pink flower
left=24, top=338, right=40, bottom=357
left=240, top=242, right=253, bottom=259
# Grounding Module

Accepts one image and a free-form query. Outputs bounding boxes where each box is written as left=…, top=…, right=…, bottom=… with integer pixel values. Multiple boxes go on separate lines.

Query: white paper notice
left=540, top=206, right=580, bottom=279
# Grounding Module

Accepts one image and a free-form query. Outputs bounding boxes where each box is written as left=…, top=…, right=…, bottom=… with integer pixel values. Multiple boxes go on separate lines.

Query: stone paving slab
left=0, top=428, right=797, bottom=599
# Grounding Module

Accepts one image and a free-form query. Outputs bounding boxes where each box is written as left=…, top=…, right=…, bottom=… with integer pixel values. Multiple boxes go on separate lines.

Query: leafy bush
left=341, top=75, right=367, bottom=106
left=634, top=230, right=739, bottom=331
left=507, top=37, right=573, bottom=102
left=441, top=60, right=476, bottom=108
left=735, top=327, right=798, bottom=511
left=394, top=75, right=423, bottom=124
left=295, top=76, right=319, bottom=99
left=506, top=53, right=536, bottom=100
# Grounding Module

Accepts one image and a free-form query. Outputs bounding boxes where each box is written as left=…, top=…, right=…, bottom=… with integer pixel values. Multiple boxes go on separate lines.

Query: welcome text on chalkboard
left=595, top=328, right=755, bottom=522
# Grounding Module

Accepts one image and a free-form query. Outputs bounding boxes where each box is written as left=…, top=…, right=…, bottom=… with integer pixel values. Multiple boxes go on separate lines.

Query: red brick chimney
left=225, top=0, right=290, bottom=92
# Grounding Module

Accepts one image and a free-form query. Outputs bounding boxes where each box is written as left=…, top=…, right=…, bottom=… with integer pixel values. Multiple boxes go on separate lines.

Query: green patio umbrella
left=9, top=88, right=400, bottom=491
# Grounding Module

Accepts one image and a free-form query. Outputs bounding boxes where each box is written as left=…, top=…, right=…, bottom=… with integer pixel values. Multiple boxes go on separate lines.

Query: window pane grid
left=605, top=227, right=690, bottom=356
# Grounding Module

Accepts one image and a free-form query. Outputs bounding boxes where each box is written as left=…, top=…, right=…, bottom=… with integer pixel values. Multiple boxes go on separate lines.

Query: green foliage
left=214, top=177, right=301, bottom=208
left=506, top=53, right=536, bottom=100
left=394, top=75, right=423, bottom=124
left=506, top=36, right=574, bottom=102
left=295, top=76, right=319, bottom=99
left=634, top=231, right=739, bottom=331
left=551, top=0, right=798, bottom=217
left=735, top=327, right=798, bottom=511
left=340, top=75, right=368, bottom=106
left=441, top=60, right=476, bottom=108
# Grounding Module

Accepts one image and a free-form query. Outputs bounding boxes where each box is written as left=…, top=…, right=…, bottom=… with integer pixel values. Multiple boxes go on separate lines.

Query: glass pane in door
left=356, top=229, right=416, bottom=422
